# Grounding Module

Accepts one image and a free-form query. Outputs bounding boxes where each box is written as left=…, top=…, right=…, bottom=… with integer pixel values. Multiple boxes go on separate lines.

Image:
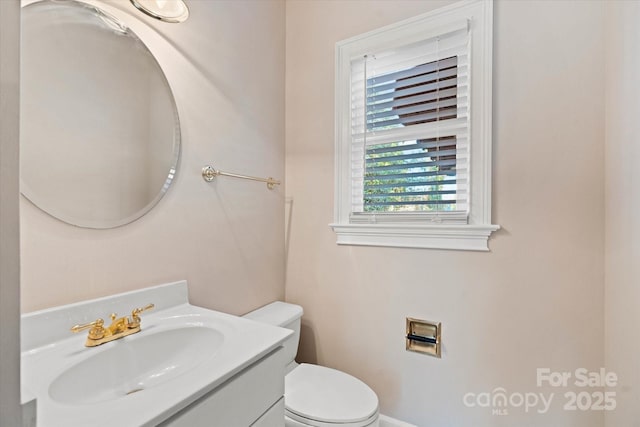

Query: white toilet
left=244, top=302, right=380, bottom=427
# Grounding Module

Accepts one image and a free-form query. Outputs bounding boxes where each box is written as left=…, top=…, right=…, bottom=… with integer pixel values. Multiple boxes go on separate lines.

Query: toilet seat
left=285, top=363, right=379, bottom=427
left=285, top=410, right=378, bottom=427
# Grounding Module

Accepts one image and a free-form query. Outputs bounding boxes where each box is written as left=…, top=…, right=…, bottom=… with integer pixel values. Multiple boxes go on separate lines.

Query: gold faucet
left=71, top=303, right=154, bottom=347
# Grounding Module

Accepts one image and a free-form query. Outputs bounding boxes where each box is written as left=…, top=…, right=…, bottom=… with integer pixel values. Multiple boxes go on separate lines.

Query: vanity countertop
left=21, top=280, right=291, bottom=427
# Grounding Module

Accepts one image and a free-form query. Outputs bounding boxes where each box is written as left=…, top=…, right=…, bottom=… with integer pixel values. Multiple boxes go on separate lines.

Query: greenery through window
left=363, top=57, right=459, bottom=212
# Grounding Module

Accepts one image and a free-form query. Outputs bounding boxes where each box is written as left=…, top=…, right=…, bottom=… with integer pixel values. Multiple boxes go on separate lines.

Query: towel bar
left=202, top=165, right=280, bottom=190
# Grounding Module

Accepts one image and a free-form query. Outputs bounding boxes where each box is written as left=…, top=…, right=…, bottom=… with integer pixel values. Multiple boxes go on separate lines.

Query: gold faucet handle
left=130, top=303, right=154, bottom=327
left=70, top=318, right=106, bottom=340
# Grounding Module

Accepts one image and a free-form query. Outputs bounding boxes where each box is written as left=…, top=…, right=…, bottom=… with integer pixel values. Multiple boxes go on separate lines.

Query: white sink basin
left=21, top=281, right=291, bottom=427
left=48, top=326, right=224, bottom=405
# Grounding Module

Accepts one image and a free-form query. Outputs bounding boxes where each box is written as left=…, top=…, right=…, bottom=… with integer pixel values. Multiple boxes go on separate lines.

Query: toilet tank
left=243, top=301, right=303, bottom=368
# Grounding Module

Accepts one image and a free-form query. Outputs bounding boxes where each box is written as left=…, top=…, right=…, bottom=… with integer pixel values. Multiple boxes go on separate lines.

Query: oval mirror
left=20, top=0, right=180, bottom=229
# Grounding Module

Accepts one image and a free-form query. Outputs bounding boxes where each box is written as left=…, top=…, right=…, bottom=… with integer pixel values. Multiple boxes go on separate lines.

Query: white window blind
left=349, top=22, right=470, bottom=223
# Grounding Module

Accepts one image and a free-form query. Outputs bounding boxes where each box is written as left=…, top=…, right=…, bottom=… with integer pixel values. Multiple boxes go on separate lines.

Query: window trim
left=330, top=0, right=499, bottom=251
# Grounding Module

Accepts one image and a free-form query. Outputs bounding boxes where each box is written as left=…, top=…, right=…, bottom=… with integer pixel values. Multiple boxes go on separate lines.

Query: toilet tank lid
left=243, top=301, right=303, bottom=327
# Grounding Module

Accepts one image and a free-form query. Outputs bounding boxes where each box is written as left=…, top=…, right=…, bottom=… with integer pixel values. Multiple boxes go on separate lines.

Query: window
left=331, top=0, right=498, bottom=251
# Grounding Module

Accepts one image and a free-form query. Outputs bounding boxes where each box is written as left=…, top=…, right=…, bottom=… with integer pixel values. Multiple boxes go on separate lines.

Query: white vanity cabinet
left=158, top=347, right=285, bottom=427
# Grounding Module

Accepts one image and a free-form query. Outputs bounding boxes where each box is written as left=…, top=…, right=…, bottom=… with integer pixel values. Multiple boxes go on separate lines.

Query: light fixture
left=130, top=0, right=189, bottom=23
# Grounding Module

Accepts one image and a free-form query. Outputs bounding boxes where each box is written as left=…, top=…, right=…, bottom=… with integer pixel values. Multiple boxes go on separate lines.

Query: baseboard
left=379, top=413, right=417, bottom=427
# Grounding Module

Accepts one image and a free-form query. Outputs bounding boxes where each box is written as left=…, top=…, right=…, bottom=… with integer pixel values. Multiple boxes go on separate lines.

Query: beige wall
left=285, top=1, right=605, bottom=425
left=1, top=0, right=22, bottom=424
left=20, top=0, right=286, bottom=315
left=604, top=2, right=640, bottom=426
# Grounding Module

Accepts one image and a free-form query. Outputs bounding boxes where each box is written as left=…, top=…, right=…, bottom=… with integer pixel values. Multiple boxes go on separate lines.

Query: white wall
left=20, top=0, right=286, bottom=315
left=0, top=0, right=22, bottom=424
left=604, top=2, right=640, bottom=426
left=285, top=1, right=605, bottom=425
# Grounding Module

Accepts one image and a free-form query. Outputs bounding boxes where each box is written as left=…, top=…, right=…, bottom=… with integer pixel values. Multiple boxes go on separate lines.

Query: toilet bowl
left=243, top=302, right=379, bottom=427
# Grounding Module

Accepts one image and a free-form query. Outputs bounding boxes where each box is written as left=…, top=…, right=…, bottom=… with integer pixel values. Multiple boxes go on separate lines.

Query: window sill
left=329, top=223, right=500, bottom=251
